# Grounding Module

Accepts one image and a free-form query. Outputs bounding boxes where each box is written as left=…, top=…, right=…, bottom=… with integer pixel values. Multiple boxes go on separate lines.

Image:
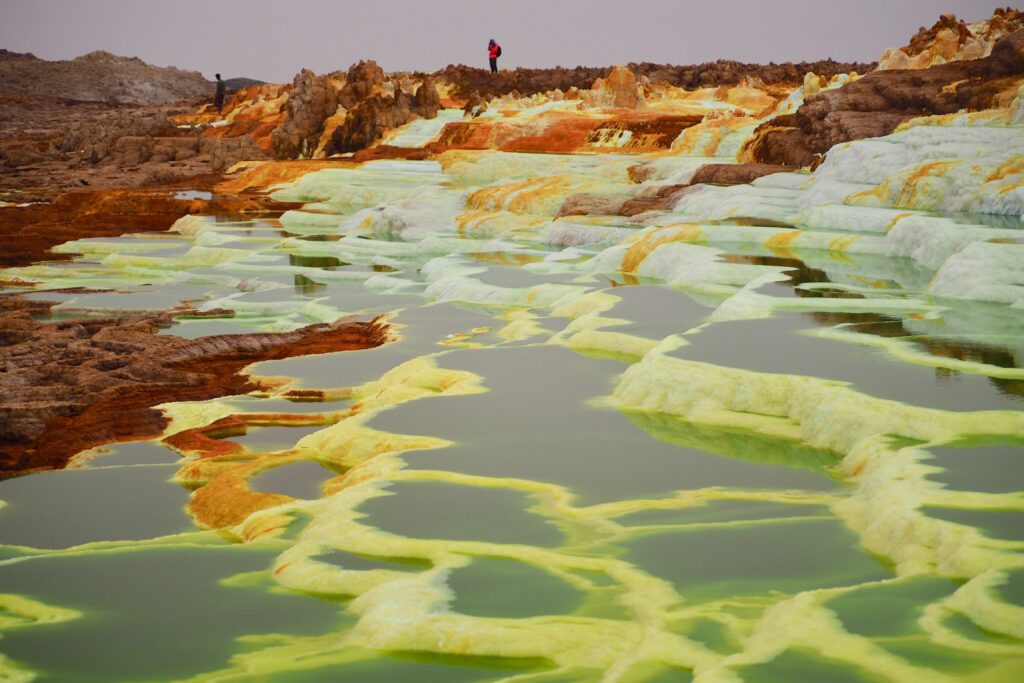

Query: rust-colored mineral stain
left=0, top=303, right=392, bottom=476
left=895, top=161, right=962, bottom=207
left=163, top=416, right=249, bottom=458
left=0, top=187, right=289, bottom=268
left=186, top=471, right=295, bottom=530
left=985, top=156, right=1024, bottom=182
left=621, top=226, right=701, bottom=273
left=765, top=230, right=804, bottom=259
left=215, top=159, right=359, bottom=194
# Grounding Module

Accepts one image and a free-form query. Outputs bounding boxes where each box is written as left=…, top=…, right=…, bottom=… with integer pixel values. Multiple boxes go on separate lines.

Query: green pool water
left=1, top=153, right=1022, bottom=682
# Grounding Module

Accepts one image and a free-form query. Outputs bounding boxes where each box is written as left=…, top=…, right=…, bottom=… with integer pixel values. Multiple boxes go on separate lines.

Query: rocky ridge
left=741, top=28, right=1024, bottom=168
left=0, top=49, right=213, bottom=105
left=878, top=7, right=1024, bottom=69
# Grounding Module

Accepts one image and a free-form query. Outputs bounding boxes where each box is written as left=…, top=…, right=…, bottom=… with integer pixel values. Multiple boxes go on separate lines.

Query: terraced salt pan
left=379, top=108, right=463, bottom=148
left=272, top=160, right=448, bottom=222
left=3, top=88, right=1024, bottom=681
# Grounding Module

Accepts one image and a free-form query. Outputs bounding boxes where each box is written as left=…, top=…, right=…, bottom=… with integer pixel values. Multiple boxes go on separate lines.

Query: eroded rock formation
left=741, top=29, right=1024, bottom=168
left=325, top=62, right=441, bottom=155
left=271, top=69, right=341, bottom=159
left=590, top=65, right=641, bottom=109
left=878, top=8, right=1024, bottom=69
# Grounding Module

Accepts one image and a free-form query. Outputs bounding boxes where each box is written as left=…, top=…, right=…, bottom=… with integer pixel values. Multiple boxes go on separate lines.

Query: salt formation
left=1, top=10, right=1024, bottom=683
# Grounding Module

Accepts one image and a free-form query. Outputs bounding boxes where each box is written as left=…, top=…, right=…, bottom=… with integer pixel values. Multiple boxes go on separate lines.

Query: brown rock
left=337, top=60, right=385, bottom=109
left=111, top=135, right=155, bottom=165
left=619, top=195, right=670, bottom=216
left=556, top=193, right=627, bottom=218
left=690, top=163, right=797, bottom=185
left=742, top=29, right=1024, bottom=168
left=327, top=91, right=420, bottom=155
left=1, top=142, right=46, bottom=167
left=596, top=65, right=640, bottom=109
left=270, top=69, right=339, bottom=159
left=463, top=90, right=488, bottom=116
left=433, top=58, right=873, bottom=103
left=0, top=49, right=213, bottom=105
left=203, top=135, right=267, bottom=172
left=413, top=78, right=442, bottom=119
left=982, top=27, right=1024, bottom=78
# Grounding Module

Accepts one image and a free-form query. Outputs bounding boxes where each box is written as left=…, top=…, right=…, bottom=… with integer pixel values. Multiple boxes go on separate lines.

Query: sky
left=0, top=0, right=1017, bottom=83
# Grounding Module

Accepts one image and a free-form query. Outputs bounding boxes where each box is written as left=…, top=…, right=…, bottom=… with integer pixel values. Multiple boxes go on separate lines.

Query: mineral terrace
left=1, top=8, right=1023, bottom=683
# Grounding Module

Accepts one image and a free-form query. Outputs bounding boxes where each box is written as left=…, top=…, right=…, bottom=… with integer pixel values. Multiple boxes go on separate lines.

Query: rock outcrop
left=337, top=60, right=386, bottom=108
left=589, top=65, right=641, bottom=109
left=414, top=78, right=443, bottom=119
left=689, top=162, right=796, bottom=185
left=205, top=135, right=268, bottom=172
left=324, top=62, right=441, bottom=155
left=741, top=29, right=1024, bottom=168
left=270, top=69, right=340, bottom=159
left=878, top=8, right=1024, bottom=70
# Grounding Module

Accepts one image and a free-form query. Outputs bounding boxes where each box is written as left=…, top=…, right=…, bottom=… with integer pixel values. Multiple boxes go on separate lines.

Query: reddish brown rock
left=0, top=188, right=288, bottom=268
left=0, top=301, right=392, bottom=475
left=337, top=60, right=385, bottom=109
left=556, top=194, right=627, bottom=218
left=592, top=66, right=640, bottom=108
left=326, top=73, right=441, bottom=155
left=271, top=69, right=340, bottom=159
left=462, top=90, right=488, bottom=116
left=327, top=92, right=413, bottom=154
left=742, top=29, right=1024, bottom=168
left=434, top=59, right=874, bottom=102
left=689, top=163, right=797, bottom=185
left=414, top=78, right=442, bottom=119
left=619, top=195, right=672, bottom=216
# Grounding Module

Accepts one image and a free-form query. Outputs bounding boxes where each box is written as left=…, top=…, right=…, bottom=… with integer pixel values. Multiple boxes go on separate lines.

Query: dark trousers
left=489, top=57, right=497, bottom=73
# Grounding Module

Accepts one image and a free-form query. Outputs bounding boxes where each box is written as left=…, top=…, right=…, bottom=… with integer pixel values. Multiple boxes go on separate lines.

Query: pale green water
left=1, top=152, right=1022, bottom=682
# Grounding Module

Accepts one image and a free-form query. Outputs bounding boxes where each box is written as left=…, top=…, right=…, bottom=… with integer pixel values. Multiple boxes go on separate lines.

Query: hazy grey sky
left=0, top=1, right=1016, bottom=82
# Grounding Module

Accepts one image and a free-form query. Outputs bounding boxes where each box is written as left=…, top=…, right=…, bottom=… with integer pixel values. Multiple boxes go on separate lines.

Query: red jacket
left=489, top=44, right=500, bottom=59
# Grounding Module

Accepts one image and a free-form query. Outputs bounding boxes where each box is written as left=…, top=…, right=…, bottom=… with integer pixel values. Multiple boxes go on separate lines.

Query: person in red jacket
left=488, top=39, right=501, bottom=73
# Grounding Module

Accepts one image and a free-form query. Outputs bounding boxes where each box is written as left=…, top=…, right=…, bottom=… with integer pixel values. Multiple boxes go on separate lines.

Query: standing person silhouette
left=488, top=39, right=501, bottom=73
left=214, top=73, right=226, bottom=114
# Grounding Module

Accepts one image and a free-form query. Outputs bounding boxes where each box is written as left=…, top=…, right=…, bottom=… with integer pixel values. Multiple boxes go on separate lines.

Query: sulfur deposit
left=1, top=9, right=1023, bottom=683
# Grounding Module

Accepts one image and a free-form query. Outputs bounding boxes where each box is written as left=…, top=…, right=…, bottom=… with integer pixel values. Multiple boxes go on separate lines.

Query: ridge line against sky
left=0, top=0, right=1017, bottom=83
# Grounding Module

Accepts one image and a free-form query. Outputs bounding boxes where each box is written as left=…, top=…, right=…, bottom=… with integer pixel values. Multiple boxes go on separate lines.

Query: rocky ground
left=0, top=293, right=391, bottom=473
left=0, top=94, right=219, bottom=202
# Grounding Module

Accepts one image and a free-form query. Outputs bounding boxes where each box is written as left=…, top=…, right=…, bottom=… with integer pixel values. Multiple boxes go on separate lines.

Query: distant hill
left=224, top=77, right=266, bottom=91
left=0, top=49, right=214, bottom=105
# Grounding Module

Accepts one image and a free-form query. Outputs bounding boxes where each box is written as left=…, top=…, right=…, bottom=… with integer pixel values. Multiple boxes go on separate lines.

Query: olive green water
left=1, top=167, right=1023, bottom=682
